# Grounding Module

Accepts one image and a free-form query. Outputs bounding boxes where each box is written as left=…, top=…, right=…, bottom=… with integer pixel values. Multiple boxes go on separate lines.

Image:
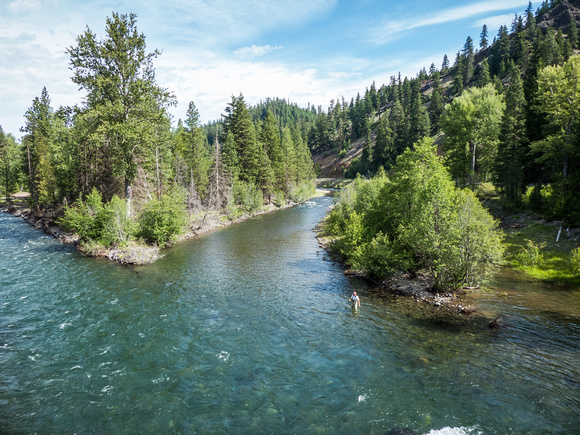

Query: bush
left=515, top=239, right=546, bottom=266
left=136, top=190, right=187, bottom=246
left=232, top=180, right=263, bottom=213
left=59, top=188, right=135, bottom=246
left=288, top=180, right=315, bottom=203
left=569, top=247, right=580, bottom=275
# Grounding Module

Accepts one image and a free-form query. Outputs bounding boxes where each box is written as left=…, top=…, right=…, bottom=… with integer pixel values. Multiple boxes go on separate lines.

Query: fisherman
left=349, top=291, right=361, bottom=310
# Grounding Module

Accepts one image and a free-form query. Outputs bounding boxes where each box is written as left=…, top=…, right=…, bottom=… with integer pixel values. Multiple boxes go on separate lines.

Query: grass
left=502, top=219, right=580, bottom=284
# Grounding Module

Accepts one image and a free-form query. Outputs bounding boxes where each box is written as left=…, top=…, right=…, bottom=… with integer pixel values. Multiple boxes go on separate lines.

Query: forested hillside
left=310, top=0, right=580, bottom=225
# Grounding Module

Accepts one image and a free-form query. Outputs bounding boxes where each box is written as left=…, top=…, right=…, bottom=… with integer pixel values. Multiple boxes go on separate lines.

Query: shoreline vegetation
left=0, top=191, right=317, bottom=265
left=315, top=141, right=579, bottom=320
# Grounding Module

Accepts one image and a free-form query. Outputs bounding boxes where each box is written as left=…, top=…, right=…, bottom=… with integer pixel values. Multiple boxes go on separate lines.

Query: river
left=1, top=196, right=578, bottom=434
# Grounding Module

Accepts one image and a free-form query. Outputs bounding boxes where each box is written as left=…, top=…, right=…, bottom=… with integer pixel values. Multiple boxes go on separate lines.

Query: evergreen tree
left=67, top=12, right=175, bottom=216
left=480, top=24, right=489, bottom=49
left=442, top=54, right=450, bottom=73
left=291, top=124, right=315, bottom=182
left=478, top=59, right=491, bottom=87
left=259, top=110, right=285, bottom=190
left=21, top=87, right=56, bottom=208
left=495, top=66, right=528, bottom=206
left=492, top=25, right=511, bottom=76
left=206, top=136, right=232, bottom=210
left=372, top=115, right=394, bottom=170
left=409, top=85, right=430, bottom=144
left=280, top=126, right=297, bottom=187
left=222, top=130, right=239, bottom=179
left=525, top=1, right=536, bottom=30
left=184, top=101, right=210, bottom=198
left=463, top=36, right=475, bottom=84
left=389, top=99, right=409, bottom=155
left=223, top=94, right=261, bottom=184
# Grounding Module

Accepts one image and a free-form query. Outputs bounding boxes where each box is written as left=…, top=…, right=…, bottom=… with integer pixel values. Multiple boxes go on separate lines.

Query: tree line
left=0, top=13, right=315, bottom=247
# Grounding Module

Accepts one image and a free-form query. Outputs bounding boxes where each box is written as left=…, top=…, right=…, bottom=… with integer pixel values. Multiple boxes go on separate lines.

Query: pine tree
left=495, top=66, right=528, bottom=206
left=463, top=36, right=475, bottom=84
left=478, top=59, right=491, bottom=87
left=569, top=19, right=578, bottom=50
left=184, top=101, right=210, bottom=198
left=480, top=24, right=489, bottom=49
left=259, top=110, right=284, bottom=190
left=67, top=13, right=175, bottom=216
left=409, top=85, right=430, bottom=144
left=280, top=126, right=297, bottom=187
left=223, top=94, right=261, bottom=184
left=442, top=54, right=450, bottom=73
left=21, top=87, right=56, bottom=209
left=372, top=115, right=394, bottom=170
left=389, top=99, right=409, bottom=155
left=291, top=124, right=314, bottom=182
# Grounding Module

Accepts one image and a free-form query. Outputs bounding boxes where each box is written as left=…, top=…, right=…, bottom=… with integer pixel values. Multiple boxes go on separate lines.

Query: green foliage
left=569, top=247, right=580, bottom=275
left=516, top=239, right=546, bottom=266
left=231, top=179, right=263, bottom=213
left=136, top=189, right=187, bottom=245
left=324, top=138, right=504, bottom=289
left=441, top=84, right=505, bottom=184
left=287, top=180, right=315, bottom=203
left=59, top=188, right=133, bottom=246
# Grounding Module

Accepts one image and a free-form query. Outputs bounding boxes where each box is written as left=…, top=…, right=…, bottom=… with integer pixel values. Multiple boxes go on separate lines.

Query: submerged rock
left=489, top=316, right=504, bottom=329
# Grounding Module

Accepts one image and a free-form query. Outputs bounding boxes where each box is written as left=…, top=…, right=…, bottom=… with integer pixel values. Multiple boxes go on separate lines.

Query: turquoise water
left=1, top=196, right=578, bottom=434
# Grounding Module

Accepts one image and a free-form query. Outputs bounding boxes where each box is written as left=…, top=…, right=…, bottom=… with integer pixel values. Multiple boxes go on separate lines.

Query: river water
left=1, top=196, right=578, bottom=434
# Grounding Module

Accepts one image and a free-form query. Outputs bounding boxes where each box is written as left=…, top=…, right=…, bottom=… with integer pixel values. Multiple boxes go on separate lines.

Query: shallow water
left=1, top=197, right=578, bottom=434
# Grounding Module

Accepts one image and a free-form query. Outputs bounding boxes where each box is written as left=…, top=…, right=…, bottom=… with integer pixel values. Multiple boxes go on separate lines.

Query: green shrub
left=232, top=180, right=262, bottom=213
left=570, top=247, right=580, bottom=275
left=516, top=239, right=546, bottom=266
left=136, top=190, right=187, bottom=246
left=288, top=181, right=315, bottom=203
left=323, top=138, right=505, bottom=289
left=59, top=188, right=108, bottom=242
left=59, top=188, right=135, bottom=246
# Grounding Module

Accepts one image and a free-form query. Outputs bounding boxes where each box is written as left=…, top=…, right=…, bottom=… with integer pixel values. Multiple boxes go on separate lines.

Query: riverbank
left=0, top=194, right=301, bottom=266
left=315, top=223, right=480, bottom=320
left=316, top=210, right=579, bottom=323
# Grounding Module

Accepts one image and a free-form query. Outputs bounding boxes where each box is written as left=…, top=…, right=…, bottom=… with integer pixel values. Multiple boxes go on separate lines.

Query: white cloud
left=370, top=0, right=529, bottom=45
left=234, top=44, right=283, bottom=59
left=473, top=14, right=518, bottom=34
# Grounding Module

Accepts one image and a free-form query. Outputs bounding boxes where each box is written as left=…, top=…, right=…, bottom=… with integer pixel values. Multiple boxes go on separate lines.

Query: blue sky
left=0, top=0, right=531, bottom=139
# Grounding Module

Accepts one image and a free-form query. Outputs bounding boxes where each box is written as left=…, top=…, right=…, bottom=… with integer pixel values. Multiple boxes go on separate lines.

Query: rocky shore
left=1, top=196, right=300, bottom=266
left=315, top=229, right=486, bottom=322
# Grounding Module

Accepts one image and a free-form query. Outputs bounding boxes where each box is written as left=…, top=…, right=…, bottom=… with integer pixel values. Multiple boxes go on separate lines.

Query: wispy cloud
left=369, top=0, right=529, bottom=45
left=234, top=44, right=283, bottom=59
left=473, top=14, right=518, bottom=33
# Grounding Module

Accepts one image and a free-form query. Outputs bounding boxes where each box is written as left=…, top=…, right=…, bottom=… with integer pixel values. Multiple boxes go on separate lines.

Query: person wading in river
left=349, top=291, right=361, bottom=310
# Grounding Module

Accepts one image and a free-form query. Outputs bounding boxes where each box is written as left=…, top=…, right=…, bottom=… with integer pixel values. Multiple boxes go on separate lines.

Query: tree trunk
left=125, top=178, right=132, bottom=217
left=471, top=142, right=477, bottom=173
